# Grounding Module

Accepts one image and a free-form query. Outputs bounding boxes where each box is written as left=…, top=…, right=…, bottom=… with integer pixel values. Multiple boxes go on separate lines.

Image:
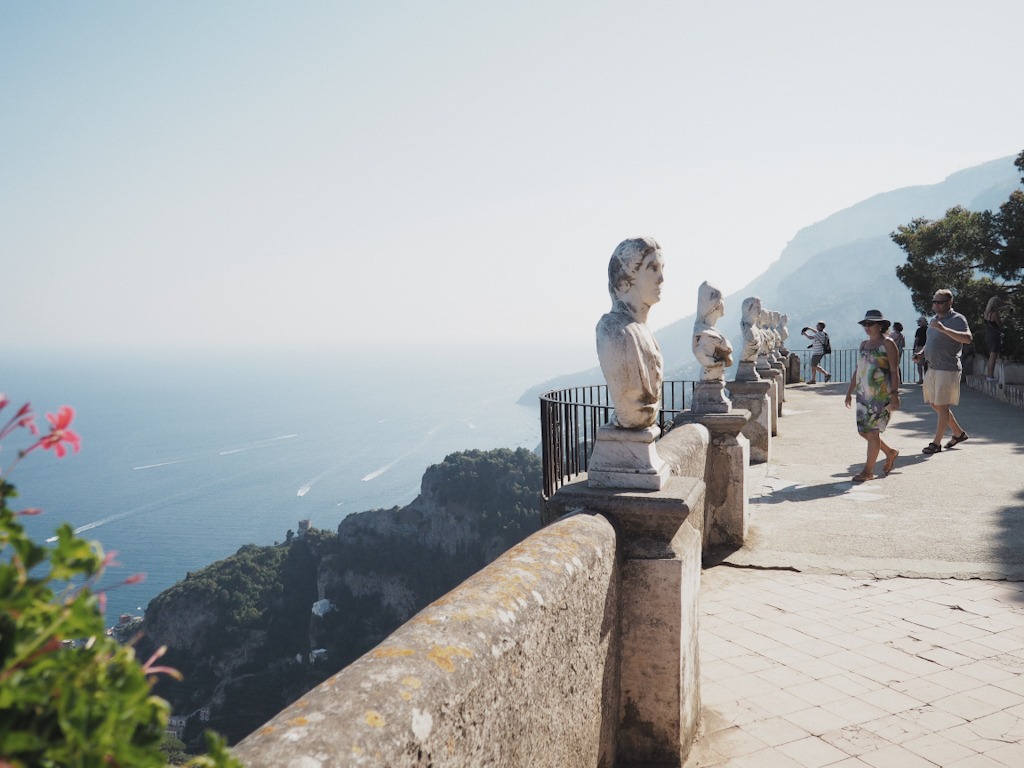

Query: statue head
left=607, top=237, right=663, bottom=308
left=742, top=296, right=761, bottom=323
left=697, top=281, right=724, bottom=323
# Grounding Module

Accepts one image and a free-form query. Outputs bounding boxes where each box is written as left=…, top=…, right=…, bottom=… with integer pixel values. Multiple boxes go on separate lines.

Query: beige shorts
left=923, top=369, right=961, bottom=406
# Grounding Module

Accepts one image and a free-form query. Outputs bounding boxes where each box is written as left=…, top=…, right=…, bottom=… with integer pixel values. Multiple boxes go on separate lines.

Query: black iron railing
left=540, top=350, right=923, bottom=500
left=794, top=348, right=920, bottom=384
left=539, top=380, right=696, bottom=500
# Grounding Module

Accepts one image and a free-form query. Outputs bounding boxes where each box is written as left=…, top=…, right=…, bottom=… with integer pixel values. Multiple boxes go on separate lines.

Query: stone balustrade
left=235, top=423, right=712, bottom=768
left=234, top=347, right=1023, bottom=766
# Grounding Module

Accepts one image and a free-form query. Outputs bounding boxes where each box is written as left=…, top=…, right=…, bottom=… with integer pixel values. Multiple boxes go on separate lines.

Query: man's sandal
left=852, top=470, right=874, bottom=483
left=923, top=442, right=942, bottom=455
left=945, top=432, right=969, bottom=449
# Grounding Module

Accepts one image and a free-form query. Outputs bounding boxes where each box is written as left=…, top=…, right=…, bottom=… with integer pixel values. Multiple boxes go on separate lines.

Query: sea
left=3, top=342, right=594, bottom=623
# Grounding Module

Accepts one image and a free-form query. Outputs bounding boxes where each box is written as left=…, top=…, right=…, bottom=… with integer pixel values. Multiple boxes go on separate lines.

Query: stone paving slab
left=687, top=382, right=1024, bottom=766
left=729, top=383, right=1024, bottom=579
left=686, top=568, right=1024, bottom=767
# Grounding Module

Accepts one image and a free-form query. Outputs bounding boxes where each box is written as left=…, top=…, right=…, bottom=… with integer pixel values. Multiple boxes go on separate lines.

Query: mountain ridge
left=521, top=154, right=1018, bottom=397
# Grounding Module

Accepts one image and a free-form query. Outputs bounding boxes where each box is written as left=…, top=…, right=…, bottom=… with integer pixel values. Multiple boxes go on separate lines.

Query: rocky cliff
left=136, top=447, right=541, bottom=748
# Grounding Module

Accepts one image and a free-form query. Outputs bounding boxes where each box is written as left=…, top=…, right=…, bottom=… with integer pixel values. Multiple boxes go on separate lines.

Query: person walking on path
left=801, top=321, right=831, bottom=383
left=844, top=310, right=901, bottom=482
left=912, top=316, right=928, bottom=383
left=984, top=295, right=1003, bottom=382
left=922, top=288, right=972, bottom=454
left=890, top=321, right=906, bottom=359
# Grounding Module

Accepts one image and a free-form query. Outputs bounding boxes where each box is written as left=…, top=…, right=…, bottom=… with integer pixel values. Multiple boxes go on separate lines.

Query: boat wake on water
left=219, top=434, right=298, bottom=455
left=47, top=508, right=139, bottom=542
left=360, top=428, right=440, bottom=483
left=133, top=459, right=191, bottom=470
left=48, top=465, right=265, bottom=542
left=361, top=460, right=398, bottom=482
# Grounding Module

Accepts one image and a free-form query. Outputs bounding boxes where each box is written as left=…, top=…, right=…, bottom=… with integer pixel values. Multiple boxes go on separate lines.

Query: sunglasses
left=932, top=299, right=950, bottom=305
left=863, top=321, right=879, bottom=326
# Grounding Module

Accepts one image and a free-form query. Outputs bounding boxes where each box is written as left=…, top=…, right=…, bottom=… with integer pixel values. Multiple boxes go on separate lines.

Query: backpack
left=822, top=333, right=832, bottom=355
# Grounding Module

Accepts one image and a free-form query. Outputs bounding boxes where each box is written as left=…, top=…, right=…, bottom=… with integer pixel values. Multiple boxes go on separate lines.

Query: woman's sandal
left=852, top=470, right=874, bottom=483
left=923, top=442, right=942, bottom=455
left=945, top=432, right=969, bottom=449
left=883, top=450, right=899, bottom=474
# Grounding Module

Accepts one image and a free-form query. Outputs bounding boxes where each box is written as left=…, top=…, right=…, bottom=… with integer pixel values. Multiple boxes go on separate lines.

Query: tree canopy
left=892, top=150, right=1024, bottom=361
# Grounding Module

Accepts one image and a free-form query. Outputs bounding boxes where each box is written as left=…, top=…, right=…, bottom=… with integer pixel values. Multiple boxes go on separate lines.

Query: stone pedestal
left=551, top=476, right=705, bottom=768
left=726, top=380, right=772, bottom=463
left=691, top=379, right=731, bottom=414
left=588, top=424, right=671, bottom=491
left=770, top=361, right=787, bottom=404
left=1002, top=361, right=1024, bottom=384
left=759, top=368, right=783, bottom=435
left=786, top=353, right=802, bottom=384
left=734, top=360, right=760, bottom=382
left=673, top=411, right=750, bottom=554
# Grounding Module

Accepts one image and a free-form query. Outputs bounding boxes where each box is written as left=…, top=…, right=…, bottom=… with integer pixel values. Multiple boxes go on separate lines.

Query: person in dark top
left=921, top=289, right=972, bottom=455
left=890, top=322, right=906, bottom=359
left=983, top=295, right=1003, bottom=382
left=912, top=316, right=928, bottom=384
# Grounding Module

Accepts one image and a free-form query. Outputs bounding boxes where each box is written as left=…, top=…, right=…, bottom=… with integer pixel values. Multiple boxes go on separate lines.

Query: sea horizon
left=4, top=341, right=596, bottom=621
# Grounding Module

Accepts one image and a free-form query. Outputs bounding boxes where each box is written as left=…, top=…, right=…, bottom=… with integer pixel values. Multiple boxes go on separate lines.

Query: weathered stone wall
left=234, top=512, right=621, bottom=768
left=658, top=422, right=710, bottom=479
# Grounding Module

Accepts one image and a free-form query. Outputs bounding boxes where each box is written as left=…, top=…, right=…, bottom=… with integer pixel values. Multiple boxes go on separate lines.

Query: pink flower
left=32, top=406, right=81, bottom=458
left=101, top=550, right=121, bottom=569
left=141, top=646, right=183, bottom=681
left=0, top=401, right=38, bottom=442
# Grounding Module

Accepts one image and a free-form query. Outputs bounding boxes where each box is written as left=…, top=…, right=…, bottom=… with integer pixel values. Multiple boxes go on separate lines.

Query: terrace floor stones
left=685, top=383, right=1024, bottom=767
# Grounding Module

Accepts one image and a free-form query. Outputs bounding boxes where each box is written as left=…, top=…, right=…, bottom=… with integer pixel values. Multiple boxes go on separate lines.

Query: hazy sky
left=4, top=1, right=1023, bottom=361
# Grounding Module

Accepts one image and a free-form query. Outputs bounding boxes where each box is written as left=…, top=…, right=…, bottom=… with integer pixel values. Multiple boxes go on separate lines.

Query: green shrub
left=0, top=397, right=242, bottom=768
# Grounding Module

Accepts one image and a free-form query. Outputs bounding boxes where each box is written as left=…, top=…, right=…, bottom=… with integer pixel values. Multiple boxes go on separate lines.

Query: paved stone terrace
left=687, top=381, right=1024, bottom=767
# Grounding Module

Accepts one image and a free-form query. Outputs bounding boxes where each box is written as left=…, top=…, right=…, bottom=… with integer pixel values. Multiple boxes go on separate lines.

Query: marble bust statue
left=770, top=311, right=783, bottom=357
left=741, top=297, right=762, bottom=360
left=692, top=281, right=733, bottom=382
left=595, top=237, right=665, bottom=429
left=690, top=281, right=734, bottom=414
left=758, top=308, right=773, bottom=363
left=736, top=296, right=762, bottom=381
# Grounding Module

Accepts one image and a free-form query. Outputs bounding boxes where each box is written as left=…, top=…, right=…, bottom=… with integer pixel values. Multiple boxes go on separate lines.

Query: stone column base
left=588, top=424, right=670, bottom=491
left=759, top=368, right=783, bottom=433
left=726, top=380, right=772, bottom=463
left=672, top=410, right=750, bottom=553
left=692, top=379, right=732, bottom=414
left=770, top=362, right=786, bottom=402
left=734, top=361, right=761, bottom=382
left=786, top=352, right=802, bottom=384
left=551, top=477, right=705, bottom=767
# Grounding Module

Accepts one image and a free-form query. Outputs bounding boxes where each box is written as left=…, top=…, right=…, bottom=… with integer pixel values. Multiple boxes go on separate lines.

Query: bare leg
left=947, top=409, right=964, bottom=438
left=864, top=431, right=881, bottom=475
left=931, top=404, right=951, bottom=444
left=879, top=436, right=894, bottom=458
